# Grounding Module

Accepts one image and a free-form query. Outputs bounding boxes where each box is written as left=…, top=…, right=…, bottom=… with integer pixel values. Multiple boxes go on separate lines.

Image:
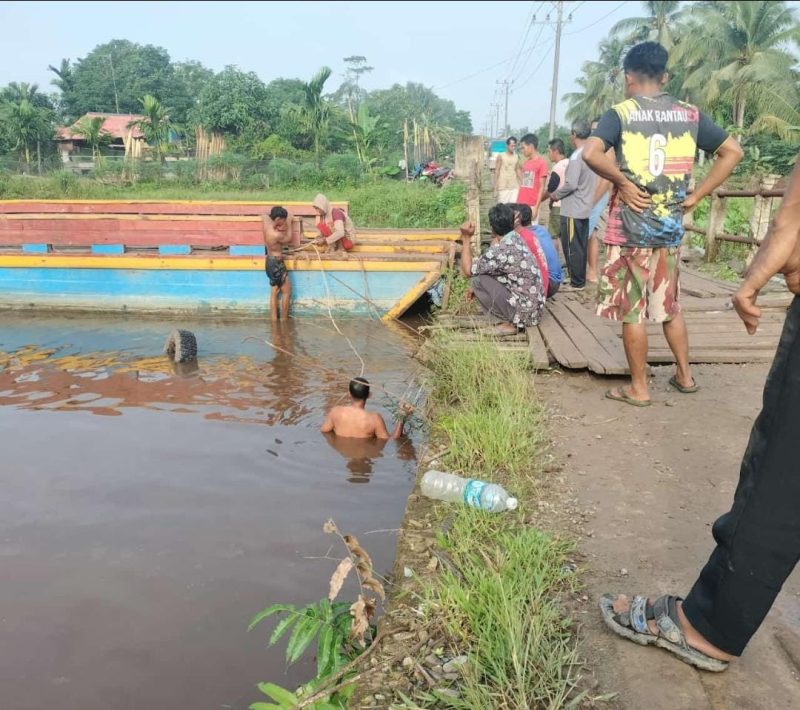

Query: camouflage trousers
left=596, top=245, right=681, bottom=324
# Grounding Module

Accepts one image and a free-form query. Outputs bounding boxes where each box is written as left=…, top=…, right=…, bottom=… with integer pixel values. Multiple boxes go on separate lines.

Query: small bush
left=322, top=153, right=363, bottom=187
left=267, top=158, right=298, bottom=186
left=297, top=162, right=322, bottom=186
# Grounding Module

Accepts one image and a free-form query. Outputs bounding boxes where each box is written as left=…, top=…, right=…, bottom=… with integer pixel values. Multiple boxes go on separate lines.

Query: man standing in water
left=262, top=206, right=293, bottom=321
left=583, top=41, right=742, bottom=405
left=321, top=377, right=412, bottom=439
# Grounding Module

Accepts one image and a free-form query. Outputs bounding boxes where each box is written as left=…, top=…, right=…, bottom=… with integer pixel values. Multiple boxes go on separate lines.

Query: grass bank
left=0, top=174, right=466, bottom=229
left=355, top=334, right=581, bottom=708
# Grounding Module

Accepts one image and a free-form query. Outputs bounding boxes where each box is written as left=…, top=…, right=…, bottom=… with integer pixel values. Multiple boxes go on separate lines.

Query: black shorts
left=265, top=256, right=288, bottom=288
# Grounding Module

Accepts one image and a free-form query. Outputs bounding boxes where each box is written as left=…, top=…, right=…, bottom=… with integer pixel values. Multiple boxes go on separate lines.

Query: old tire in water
left=164, top=329, right=198, bottom=363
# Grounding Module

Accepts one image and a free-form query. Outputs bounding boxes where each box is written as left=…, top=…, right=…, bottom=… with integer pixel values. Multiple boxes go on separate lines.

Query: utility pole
left=549, top=1, right=564, bottom=140
left=495, top=103, right=502, bottom=137
left=496, top=80, right=511, bottom=137
left=108, top=54, right=120, bottom=114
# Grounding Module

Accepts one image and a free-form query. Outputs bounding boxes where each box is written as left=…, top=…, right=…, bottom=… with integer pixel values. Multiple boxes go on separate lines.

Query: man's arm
left=733, top=157, right=800, bottom=334
left=320, top=410, right=335, bottom=433
left=551, top=156, right=580, bottom=201
left=539, top=171, right=561, bottom=205
left=682, top=137, right=743, bottom=211
left=374, top=414, right=392, bottom=440
left=582, top=137, right=651, bottom=213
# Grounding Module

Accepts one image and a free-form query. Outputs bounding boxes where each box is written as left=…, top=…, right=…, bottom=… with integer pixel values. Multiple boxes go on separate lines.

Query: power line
left=507, top=1, right=546, bottom=81
left=513, top=39, right=555, bottom=92
left=433, top=53, right=517, bottom=92
left=509, top=21, right=547, bottom=84
left=565, top=0, right=628, bottom=35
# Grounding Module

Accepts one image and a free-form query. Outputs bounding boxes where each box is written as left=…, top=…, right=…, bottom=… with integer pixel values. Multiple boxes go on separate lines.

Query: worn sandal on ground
left=605, top=388, right=651, bottom=407
left=668, top=376, right=700, bottom=394
left=599, top=594, right=729, bottom=672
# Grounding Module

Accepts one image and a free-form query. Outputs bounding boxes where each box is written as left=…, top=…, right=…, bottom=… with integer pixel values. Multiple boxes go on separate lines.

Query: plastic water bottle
left=420, top=470, right=518, bottom=513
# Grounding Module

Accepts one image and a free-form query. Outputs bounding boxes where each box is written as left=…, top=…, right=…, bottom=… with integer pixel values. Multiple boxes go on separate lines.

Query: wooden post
left=746, top=174, right=779, bottom=268
left=705, top=191, right=726, bottom=263
left=403, top=119, right=409, bottom=180
left=467, top=158, right=481, bottom=254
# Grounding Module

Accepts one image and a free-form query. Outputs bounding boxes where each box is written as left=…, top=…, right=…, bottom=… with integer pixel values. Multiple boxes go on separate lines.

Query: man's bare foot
left=610, top=594, right=735, bottom=662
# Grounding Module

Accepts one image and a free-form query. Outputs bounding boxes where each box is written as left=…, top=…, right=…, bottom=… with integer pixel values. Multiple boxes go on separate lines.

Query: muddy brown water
left=0, top=311, right=422, bottom=710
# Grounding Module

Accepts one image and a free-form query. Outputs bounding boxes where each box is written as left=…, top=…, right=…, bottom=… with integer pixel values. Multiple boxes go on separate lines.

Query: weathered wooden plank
left=648, top=349, right=777, bottom=363
left=538, top=309, right=588, bottom=369
left=562, top=301, right=630, bottom=375
left=0, top=201, right=346, bottom=216
left=547, top=300, right=621, bottom=374
left=527, top=326, right=551, bottom=370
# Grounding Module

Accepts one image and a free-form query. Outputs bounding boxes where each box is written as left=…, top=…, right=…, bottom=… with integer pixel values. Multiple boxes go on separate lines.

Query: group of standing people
left=471, top=38, right=800, bottom=679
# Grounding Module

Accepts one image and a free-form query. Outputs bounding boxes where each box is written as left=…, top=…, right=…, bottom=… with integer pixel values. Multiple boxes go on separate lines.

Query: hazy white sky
left=0, top=1, right=797, bottom=132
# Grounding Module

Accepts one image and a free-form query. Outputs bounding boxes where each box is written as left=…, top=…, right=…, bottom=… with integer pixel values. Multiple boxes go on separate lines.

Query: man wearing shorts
left=263, top=206, right=294, bottom=320
left=583, top=41, right=743, bottom=405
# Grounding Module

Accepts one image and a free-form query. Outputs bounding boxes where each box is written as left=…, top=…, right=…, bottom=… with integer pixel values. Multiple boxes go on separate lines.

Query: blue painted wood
left=159, top=245, right=192, bottom=255
left=230, top=245, right=266, bottom=256
left=22, top=244, right=50, bottom=254
left=0, top=266, right=427, bottom=315
left=91, top=244, right=125, bottom=255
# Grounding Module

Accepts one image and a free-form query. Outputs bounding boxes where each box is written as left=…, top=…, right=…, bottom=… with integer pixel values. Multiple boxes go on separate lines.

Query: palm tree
left=75, top=115, right=111, bottom=165
left=128, top=95, right=174, bottom=163
left=676, top=1, right=800, bottom=135
left=563, top=37, right=628, bottom=122
left=1, top=99, right=50, bottom=170
left=610, top=1, right=686, bottom=50
left=292, top=67, right=333, bottom=168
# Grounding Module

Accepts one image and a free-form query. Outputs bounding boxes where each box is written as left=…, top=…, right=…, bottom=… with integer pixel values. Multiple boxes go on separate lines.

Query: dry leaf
left=350, top=594, right=370, bottom=643
left=362, top=576, right=385, bottom=601
left=328, top=558, right=353, bottom=602
left=323, top=519, right=338, bottom=534
left=344, top=534, right=373, bottom=570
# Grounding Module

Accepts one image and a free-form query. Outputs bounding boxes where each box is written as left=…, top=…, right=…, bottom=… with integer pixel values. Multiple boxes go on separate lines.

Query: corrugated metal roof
left=56, top=112, right=146, bottom=141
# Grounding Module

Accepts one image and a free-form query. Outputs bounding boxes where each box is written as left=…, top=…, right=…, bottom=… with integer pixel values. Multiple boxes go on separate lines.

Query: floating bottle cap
left=506, top=497, right=519, bottom=511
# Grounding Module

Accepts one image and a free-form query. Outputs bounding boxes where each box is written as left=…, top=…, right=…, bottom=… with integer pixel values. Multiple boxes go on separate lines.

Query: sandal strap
left=652, top=595, right=686, bottom=646
left=630, top=595, right=650, bottom=634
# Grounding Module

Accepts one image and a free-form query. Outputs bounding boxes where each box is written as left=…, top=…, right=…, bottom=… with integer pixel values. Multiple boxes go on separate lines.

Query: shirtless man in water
left=321, top=377, right=412, bottom=439
left=262, top=206, right=293, bottom=320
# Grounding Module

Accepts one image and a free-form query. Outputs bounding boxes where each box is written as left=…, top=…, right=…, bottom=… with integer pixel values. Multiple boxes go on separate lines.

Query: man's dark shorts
left=266, top=256, right=288, bottom=288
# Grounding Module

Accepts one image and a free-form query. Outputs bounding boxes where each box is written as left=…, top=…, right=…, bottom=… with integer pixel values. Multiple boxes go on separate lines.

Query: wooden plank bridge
left=435, top=267, right=791, bottom=375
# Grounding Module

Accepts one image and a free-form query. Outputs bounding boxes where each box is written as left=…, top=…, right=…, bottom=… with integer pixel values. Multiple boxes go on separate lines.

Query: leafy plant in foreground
left=248, top=519, right=385, bottom=709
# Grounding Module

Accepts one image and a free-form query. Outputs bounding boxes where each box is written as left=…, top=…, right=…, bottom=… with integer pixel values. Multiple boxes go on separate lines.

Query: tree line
left=563, top=0, right=800, bottom=175
left=0, top=39, right=472, bottom=175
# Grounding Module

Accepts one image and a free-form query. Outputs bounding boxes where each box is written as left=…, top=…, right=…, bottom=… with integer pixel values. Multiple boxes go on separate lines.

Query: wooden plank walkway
left=433, top=268, right=792, bottom=375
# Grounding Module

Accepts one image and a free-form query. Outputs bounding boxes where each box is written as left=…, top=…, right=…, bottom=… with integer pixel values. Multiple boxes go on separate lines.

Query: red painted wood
left=0, top=202, right=345, bottom=216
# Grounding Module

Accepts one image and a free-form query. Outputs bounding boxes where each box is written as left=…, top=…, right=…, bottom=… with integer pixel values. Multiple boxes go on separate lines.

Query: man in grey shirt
left=552, top=119, right=598, bottom=289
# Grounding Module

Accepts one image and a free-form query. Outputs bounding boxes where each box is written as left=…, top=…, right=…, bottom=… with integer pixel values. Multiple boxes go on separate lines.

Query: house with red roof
left=55, top=112, right=147, bottom=164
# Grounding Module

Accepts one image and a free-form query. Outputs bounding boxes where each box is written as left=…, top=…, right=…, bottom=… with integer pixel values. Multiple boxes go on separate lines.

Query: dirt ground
left=538, top=363, right=800, bottom=710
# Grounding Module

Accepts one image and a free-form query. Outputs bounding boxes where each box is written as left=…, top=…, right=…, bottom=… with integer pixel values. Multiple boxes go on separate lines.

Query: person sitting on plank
left=312, top=193, right=356, bottom=252
left=321, top=377, right=412, bottom=439
left=458, top=203, right=547, bottom=335
left=262, top=206, right=293, bottom=321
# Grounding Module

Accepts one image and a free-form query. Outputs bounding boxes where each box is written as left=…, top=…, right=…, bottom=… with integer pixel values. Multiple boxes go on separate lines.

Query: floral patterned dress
left=470, top=231, right=546, bottom=326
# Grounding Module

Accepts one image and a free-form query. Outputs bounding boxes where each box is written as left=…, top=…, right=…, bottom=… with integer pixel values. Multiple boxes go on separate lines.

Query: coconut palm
left=75, top=115, right=111, bottom=165
left=563, top=37, right=628, bottom=122
left=292, top=67, right=333, bottom=168
left=676, top=1, right=800, bottom=135
left=128, top=95, right=174, bottom=162
left=610, top=1, right=686, bottom=50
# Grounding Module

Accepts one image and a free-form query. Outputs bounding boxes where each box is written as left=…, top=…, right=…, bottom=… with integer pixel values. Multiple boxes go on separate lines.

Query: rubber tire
left=164, top=329, right=198, bottom=363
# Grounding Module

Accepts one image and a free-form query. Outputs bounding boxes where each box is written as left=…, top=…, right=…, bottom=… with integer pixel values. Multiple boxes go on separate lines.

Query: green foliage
left=288, top=67, right=334, bottom=168
left=60, top=40, right=191, bottom=121
left=252, top=134, right=299, bottom=160
left=739, top=134, right=799, bottom=176
left=191, top=66, right=270, bottom=138
left=267, top=158, right=299, bottom=186
left=322, top=153, right=363, bottom=187
left=348, top=181, right=466, bottom=228
left=564, top=37, right=627, bottom=122
left=408, top=333, right=579, bottom=707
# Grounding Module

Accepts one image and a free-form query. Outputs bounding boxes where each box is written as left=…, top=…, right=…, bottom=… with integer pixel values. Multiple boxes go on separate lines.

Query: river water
left=0, top=312, right=422, bottom=710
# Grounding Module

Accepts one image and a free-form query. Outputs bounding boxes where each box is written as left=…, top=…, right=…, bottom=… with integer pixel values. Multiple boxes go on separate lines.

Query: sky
left=0, top=0, right=795, bottom=134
